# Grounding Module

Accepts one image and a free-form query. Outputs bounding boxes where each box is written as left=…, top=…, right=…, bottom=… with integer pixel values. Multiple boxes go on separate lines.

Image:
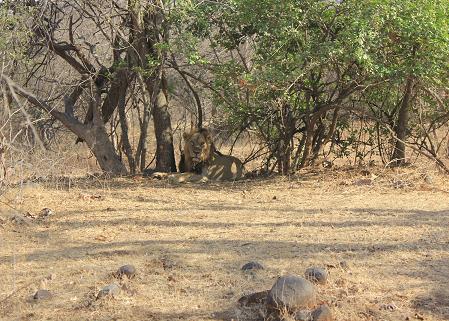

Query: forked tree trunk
left=391, top=77, right=414, bottom=166
left=80, top=85, right=128, bottom=175
left=2, top=75, right=128, bottom=175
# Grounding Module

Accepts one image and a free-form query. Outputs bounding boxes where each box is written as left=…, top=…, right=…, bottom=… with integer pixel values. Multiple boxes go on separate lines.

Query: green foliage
left=348, top=0, right=448, bottom=81
left=0, top=3, right=34, bottom=64
left=172, top=0, right=448, bottom=171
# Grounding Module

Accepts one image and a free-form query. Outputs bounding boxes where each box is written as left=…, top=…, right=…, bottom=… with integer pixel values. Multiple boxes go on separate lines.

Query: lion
left=169, top=128, right=244, bottom=183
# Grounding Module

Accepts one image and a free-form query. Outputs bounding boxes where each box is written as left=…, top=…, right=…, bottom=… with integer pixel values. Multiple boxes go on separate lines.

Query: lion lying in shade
left=169, top=128, right=245, bottom=183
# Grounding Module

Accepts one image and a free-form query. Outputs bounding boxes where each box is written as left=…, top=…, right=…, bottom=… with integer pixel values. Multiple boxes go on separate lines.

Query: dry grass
left=1, top=166, right=449, bottom=321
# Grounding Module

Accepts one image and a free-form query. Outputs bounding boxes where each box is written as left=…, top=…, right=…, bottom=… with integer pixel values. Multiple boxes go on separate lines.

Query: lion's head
left=182, top=128, right=215, bottom=172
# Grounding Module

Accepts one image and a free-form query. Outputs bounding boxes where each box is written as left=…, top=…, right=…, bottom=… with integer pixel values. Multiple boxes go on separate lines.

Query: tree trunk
left=152, top=83, right=177, bottom=172
left=300, top=118, right=316, bottom=168
left=391, top=77, right=414, bottom=166
left=128, top=0, right=176, bottom=172
left=83, top=124, right=128, bottom=175
left=116, top=70, right=136, bottom=174
left=135, top=74, right=152, bottom=172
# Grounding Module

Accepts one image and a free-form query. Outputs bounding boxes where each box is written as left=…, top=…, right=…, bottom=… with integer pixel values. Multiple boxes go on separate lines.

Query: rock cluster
left=239, top=262, right=333, bottom=321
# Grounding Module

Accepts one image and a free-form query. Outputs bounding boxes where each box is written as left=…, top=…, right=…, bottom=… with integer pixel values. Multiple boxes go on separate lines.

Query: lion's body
left=170, top=128, right=244, bottom=183
left=199, top=152, right=244, bottom=180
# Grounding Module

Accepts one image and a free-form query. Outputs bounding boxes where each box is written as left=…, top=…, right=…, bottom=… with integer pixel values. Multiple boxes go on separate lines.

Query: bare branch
left=0, top=74, right=83, bottom=132
left=171, top=55, right=203, bottom=128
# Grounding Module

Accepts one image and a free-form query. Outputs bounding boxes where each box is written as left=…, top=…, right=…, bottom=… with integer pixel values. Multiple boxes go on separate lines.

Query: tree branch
left=0, top=74, right=84, bottom=134
left=171, top=56, right=203, bottom=128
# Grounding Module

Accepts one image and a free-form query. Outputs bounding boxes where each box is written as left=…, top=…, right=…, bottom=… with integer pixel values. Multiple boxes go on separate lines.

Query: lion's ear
left=183, top=131, right=192, bottom=140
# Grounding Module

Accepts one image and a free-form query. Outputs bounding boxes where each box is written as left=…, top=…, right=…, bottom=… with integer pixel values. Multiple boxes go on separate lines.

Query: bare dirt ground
left=1, top=167, right=449, bottom=321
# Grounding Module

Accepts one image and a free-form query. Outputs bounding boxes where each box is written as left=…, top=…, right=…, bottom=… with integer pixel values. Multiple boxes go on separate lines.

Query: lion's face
left=184, top=129, right=213, bottom=165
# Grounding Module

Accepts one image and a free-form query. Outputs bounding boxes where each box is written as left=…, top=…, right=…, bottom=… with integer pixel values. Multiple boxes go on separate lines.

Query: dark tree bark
left=391, top=77, right=414, bottom=166
left=152, top=81, right=177, bottom=172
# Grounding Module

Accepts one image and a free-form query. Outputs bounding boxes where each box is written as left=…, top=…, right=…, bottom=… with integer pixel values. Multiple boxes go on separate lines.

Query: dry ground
left=1, top=167, right=449, bottom=321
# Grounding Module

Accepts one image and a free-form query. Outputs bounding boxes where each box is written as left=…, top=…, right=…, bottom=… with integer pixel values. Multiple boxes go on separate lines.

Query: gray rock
left=267, top=275, right=316, bottom=312
left=33, top=289, right=52, bottom=300
left=117, top=264, right=136, bottom=279
left=311, top=305, right=333, bottom=321
left=304, top=267, right=328, bottom=285
left=241, top=261, right=264, bottom=271
left=97, top=283, right=120, bottom=299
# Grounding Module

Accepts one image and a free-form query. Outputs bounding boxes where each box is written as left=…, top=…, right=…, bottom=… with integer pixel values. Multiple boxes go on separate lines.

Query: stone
left=117, top=264, right=136, bottom=279
left=304, top=267, right=328, bottom=285
left=267, top=275, right=316, bottom=312
left=241, top=261, right=264, bottom=271
left=33, top=289, right=52, bottom=300
left=311, top=305, right=332, bottom=321
left=39, top=208, right=53, bottom=217
left=97, top=283, right=120, bottom=299
left=238, top=290, right=269, bottom=306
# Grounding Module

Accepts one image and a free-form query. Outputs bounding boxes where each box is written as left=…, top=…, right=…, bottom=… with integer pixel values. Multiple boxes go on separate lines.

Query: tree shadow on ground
left=55, top=206, right=449, bottom=230
left=411, top=257, right=449, bottom=320
left=2, top=182, right=449, bottom=320
left=12, top=173, right=299, bottom=193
